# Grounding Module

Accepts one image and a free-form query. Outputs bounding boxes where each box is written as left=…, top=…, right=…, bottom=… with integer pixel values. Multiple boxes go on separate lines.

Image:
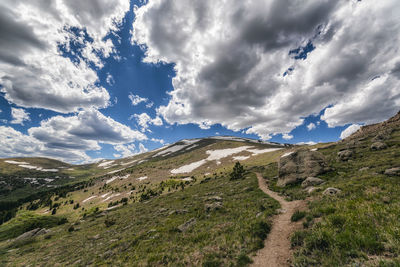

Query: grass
left=0, top=211, right=67, bottom=241
left=291, top=210, right=306, bottom=222
left=0, top=172, right=279, bottom=266
left=284, top=128, right=400, bottom=266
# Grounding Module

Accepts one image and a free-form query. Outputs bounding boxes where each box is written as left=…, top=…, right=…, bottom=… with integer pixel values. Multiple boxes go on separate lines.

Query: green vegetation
left=0, top=211, right=66, bottom=241
left=0, top=172, right=279, bottom=266
left=230, top=162, right=246, bottom=180
left=285, top=128, right=400, bottom=266
left=291, top=210, right=306, bottom=222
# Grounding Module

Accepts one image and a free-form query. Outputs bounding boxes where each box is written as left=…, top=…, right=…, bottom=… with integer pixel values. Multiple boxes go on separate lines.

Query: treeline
left=0, top=179, right=95, bottom=225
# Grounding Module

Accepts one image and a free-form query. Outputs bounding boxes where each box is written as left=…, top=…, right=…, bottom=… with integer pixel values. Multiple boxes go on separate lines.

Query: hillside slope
left=260, top=111, right=400, bottom=266
left=1, top=111, right=399, bottom=266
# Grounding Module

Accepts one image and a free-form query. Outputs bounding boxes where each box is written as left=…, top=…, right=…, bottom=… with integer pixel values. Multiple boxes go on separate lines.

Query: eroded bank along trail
left=251, top=173, right=307, bottom=267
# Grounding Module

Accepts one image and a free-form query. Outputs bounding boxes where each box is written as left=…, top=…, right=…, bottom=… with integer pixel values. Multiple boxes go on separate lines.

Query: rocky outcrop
left=371, top=142, right=388, bottom=150
left=384, top=167, right=400, bottom=176
left=14, top=228, right=50, bottom=242
left=337, top=150, right=353, bottom=161
left=178, top=218, right=196, bottom=232
left=323, top=187, right=341, bottom=196
left=277, top=149, right=330, bottom=187
left=343, top=111, right=399, bottom=141
left=205, top=202, right=223, bottom=212
left=301, top=177, right=325, bottom=188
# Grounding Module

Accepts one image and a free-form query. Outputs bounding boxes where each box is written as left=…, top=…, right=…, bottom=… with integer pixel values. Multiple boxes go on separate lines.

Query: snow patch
left=153, top=139, right=200, bottom=157
left=206, top=146, right=253, bottom=160
left=171, top=160, right=207, bottom=174
left=281, top=151, right=294, bottom=158
left=232, top=156, right=250, bottom=161
left=120, top=160, right=138, bottom=166
left=106, top=174, right=130, bottom=184
left=107, top=169, right=124, bottom=175
left=5, top=160, right=29, bottom=164
left=82, top=196, right=97, bottom=203
left=137, top=176, right=148, bottom=181
left=98, top=160, right=115, bottom=168
left=19, top=164, right=37, bottom=169
left=247, top=148, right=282, bottom=155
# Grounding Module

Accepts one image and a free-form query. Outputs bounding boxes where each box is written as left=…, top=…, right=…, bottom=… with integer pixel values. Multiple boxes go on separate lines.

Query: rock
left=256, top=212, right=263, bottom=218
left=168, top=209, right=188, bottom=215
left=207, top=196, right=223, bottom=202
left=337, top=150, right=353, bottom=161
left=277, top=149, right=330, bottom=187
left=323, top=187, right=341, bottom=196
left=178, top=218, right=196, bottom=232
left=301, top=177, right=325, bottom=188
left=373, top=132, right=391, bottom=142
left=305, top=186, right=317, bottom=194
left=384, top=167, right=400, bottom=176
left=371, top=142, right=388, bottom=150
left=14, top=228, right=50, bottom=242
left=205, top=202, right=223, bottom=212
left=359, top=167, right=370, bottom=172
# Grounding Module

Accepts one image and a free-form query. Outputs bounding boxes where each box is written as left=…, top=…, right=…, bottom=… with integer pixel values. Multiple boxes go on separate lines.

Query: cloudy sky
left=0, top=0, right=399, bottom=163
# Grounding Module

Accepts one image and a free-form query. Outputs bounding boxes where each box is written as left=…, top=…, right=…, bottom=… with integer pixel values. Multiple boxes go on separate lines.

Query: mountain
left=0, top=113, right=399, bottom=266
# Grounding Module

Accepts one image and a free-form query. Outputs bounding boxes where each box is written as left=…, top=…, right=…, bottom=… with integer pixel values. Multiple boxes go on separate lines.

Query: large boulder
left=14, top=228, right=50, bottom=242
left=371, top=142, right=388, bottom=150
left=337, top=150, right=353, bottom=161
left=323, top=187, right=341, bottom=196
left=178, top=218, right=196, bottom=232
left=277, top=149, right=330, bottom=187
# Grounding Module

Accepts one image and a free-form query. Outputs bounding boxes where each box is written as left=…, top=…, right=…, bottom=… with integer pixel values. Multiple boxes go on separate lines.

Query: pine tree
left=230, top=162, right=245, bottom=180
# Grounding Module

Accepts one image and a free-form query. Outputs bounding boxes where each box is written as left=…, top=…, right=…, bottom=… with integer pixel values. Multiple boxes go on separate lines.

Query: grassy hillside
left=2, top=118, right=399, bottom=267
left=261, top=115, right=400, bottom=266
left=1, top=172, right=279, bottom=266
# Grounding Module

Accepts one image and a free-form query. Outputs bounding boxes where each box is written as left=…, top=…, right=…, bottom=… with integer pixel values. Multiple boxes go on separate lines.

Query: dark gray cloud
left=133, top=0, right=400, bottom=138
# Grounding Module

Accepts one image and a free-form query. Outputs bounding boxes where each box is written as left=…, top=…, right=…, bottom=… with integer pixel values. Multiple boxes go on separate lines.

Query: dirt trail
left=251, top=173, right=307, bottom=267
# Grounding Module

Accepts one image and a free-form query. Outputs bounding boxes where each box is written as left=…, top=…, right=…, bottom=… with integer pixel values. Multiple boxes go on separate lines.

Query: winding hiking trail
left=252, top=173, right=307, bottom=267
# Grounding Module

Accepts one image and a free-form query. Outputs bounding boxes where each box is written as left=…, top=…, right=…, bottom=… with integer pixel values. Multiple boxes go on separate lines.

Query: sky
left=0, top=0, right=399, bottom=163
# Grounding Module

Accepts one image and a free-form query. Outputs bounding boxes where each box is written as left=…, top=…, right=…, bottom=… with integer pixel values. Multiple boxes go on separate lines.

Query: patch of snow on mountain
left=206, top=146, right=253, bottom=160
left=232, top=156, right=250, bottom=161
left=153, top=139, right=200, bottom=157
left=5, top=160, right=29, bottom=164
left=281, top=151, right=294, bottom=158
left=18, top=164, right=38, bottom=169
left=247, top=148, right=283, bottom=155
left=171, top=160, right=207, bottom=174
left=98, top=160, right=115, bottom=168
left=83, top=196, right=97, bottom=203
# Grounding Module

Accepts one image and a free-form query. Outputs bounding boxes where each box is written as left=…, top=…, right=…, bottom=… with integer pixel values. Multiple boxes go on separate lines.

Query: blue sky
left=0, top=0, right=399, bottom=163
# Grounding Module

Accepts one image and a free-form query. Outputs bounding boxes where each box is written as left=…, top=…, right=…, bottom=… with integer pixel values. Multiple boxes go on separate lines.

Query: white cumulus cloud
left=282, top=133, right=294, bottom=140
left=307, top=123, right=316, bottom=131
left=132, top=0, right=400, bottom=138
left=0, top=109, right=147, bottom=163
left=129, top=93, right=148, bottom=106
left=339, top=124, right=362, bottom=139
left=0, top=0, right=130, bottom=113
left=10, top=107, right=30, bottom=125
left=133, top=112, right=163, bottom=132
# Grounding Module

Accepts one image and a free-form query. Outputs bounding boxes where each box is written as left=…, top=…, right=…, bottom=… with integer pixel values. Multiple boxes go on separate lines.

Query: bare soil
left=251, top=173, right=307, bottom=267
